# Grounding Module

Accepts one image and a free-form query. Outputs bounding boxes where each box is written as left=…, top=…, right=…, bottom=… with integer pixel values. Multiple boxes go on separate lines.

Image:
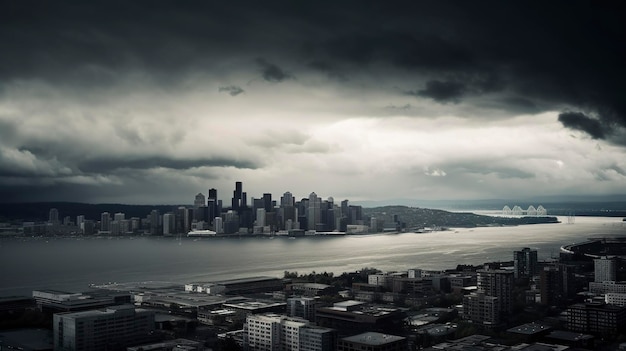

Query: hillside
left=363, top=205, right=559, bottom=229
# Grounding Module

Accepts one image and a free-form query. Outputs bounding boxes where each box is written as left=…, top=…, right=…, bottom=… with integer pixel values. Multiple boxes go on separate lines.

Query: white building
left=244, top=313, right=335, bottom=351
left=606, top=293, right=626, bottom=307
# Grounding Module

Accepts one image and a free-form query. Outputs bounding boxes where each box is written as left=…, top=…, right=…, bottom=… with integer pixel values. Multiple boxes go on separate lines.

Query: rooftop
left=341, top=332, right=405, bottom=346
left=507, top=322, right=551, bottom=335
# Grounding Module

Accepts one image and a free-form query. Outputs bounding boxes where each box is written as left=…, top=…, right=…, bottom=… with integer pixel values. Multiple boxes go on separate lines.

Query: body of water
left=1, top=215, right=624, bottom=296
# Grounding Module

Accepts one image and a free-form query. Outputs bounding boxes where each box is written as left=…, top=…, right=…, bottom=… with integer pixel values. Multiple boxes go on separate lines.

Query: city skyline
left=1, top=2, right=625, bottom=204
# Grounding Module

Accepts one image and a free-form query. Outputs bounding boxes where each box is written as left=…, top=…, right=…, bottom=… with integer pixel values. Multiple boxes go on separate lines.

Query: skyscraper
left=232, top=181, right=243, bottom=211
left=194, top=193, right=205, bottom=208
left=208, top=188, right=217, bottom=200
left=513, top=247, right=538, bottom=279
left=48, top=208, right=59, bottom=224
left=100, top=212, right=111, bottom=232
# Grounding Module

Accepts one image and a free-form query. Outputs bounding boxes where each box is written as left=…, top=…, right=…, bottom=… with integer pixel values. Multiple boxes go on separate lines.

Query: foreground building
left=567, top=302, right=626, bottom=337
left=53, top=305, right=156, bottom=351
left=244, top=313, right=335, bottom=351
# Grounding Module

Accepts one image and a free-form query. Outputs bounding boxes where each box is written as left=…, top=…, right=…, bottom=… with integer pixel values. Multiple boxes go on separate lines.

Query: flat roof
left=215, top=276, right=281, bottom=285
left=507, top=322, right=551, bottom=335
left=547, top=330, right=594, bottom=342
left=342, top=332, right=405, bottom=345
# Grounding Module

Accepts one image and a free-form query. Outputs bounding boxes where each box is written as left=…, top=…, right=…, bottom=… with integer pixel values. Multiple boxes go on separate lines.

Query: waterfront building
left=100, top=212, right=111, bottom=232
left=513, top=247, right=538, bottom=279
left=48, top=208, right=59, bottom=224
left=76, top=215, right=85, bottom=229
left=53, top=305, right=156, bottom=351
left=594, top=257, right=618, bottom=282
left=337, top=332, right=407, bottom=351
left=162, top=213, right=175, bottom=235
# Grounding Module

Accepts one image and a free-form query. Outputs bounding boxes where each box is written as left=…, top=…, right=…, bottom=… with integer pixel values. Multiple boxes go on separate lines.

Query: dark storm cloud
left=255, top=58, right=293, bottom=83
left=307, top=61, right=348, bottom=81
left=2, top=1, right=624, bottom=134
left=219, top=85, right=245, bottom=96
left=558, top=112, right=607, bottom=140
left=408, top=80, right=467, bottom=104
left=78, top=156, right=259, bottom=173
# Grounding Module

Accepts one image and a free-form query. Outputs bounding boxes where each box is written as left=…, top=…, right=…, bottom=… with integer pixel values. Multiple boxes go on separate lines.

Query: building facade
left=53, top=305, right=156, bottom=351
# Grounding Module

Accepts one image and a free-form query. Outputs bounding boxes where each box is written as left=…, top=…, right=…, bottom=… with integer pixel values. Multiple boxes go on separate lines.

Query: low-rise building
left=337, top=332, right=407, bottom=351
left=567, top=302, right=626, bottom=336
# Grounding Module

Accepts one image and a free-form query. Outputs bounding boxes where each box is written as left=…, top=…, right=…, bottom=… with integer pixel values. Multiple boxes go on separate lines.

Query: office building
left=48, top=208, right=59, bottom=224
left=462, top=292, right=501, bottom=327
left=316, top=300, right=405, bottom=336
left=208, top=188, right=217, bottom=200
left=163, top=213, right=175, bottom=235
left=244, top=313, right=335, bottom=351
left=594, top=257, right=618, bottom=282
left=513, top=248, right=538, bottom=279
left=567, top=302, right=626, bottom=336
left=33, top=289, right=131, bottom=314
left=477, top=269, right=513, bottom=314
left=53, top=305, right=156, bottom=351
left=100, top=212, right=111, bottom=232
left=540, top=263, right=574, bottom=306
left=606, top=293, right=626, bottom=307
left=287, top=296, right=317, bottom=322
left=194, top=193, right=205, bottom=208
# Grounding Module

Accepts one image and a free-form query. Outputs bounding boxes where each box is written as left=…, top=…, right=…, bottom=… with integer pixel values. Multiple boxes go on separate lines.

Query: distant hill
left=363, top=205, right=559, bottom=229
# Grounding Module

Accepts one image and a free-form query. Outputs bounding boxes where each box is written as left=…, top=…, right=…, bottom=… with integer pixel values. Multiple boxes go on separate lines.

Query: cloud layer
left=0, top=1, right=624, bottom=204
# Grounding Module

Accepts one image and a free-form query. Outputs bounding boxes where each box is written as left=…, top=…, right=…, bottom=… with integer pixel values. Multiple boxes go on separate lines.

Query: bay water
left=1, top=215, right=624, bottom=296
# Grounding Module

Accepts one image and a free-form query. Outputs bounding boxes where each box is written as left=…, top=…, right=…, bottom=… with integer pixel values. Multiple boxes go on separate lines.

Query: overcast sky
left=1, top=1, right=624, bottom=205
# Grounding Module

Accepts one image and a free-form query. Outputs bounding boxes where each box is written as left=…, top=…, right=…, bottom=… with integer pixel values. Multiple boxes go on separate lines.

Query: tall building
left=308, top=192, right=320, bottom=230
left=194, top=193, right=206, bottom=208
left=594, top=257, right=618, bottom=282
left=232, top=181, right=243, bottom=211
left=149, top=209, right=160, bottom=236
left=114, top=212, right=125, bottom=222
left=477, top=269, right=513, bottom=314
left=464, top=269, right=513, bottom=326
left=208, top=188, right=217, bottom=201
left=244, top=313, right=335, bottom=351
left=256, top=208, right=266, bottom=227
left=100, top=212, right=111, bottom=232
left=48, top=208, right=59, bottom=224
left=163, top=213, right=175, bottom=235
left=53, top=305, right=156, bottom=351
left=513, top=248, right=538, bottom=279
left=281, top=191, right=294, bottom=207
left=540, top=264, right=574, bottom=306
